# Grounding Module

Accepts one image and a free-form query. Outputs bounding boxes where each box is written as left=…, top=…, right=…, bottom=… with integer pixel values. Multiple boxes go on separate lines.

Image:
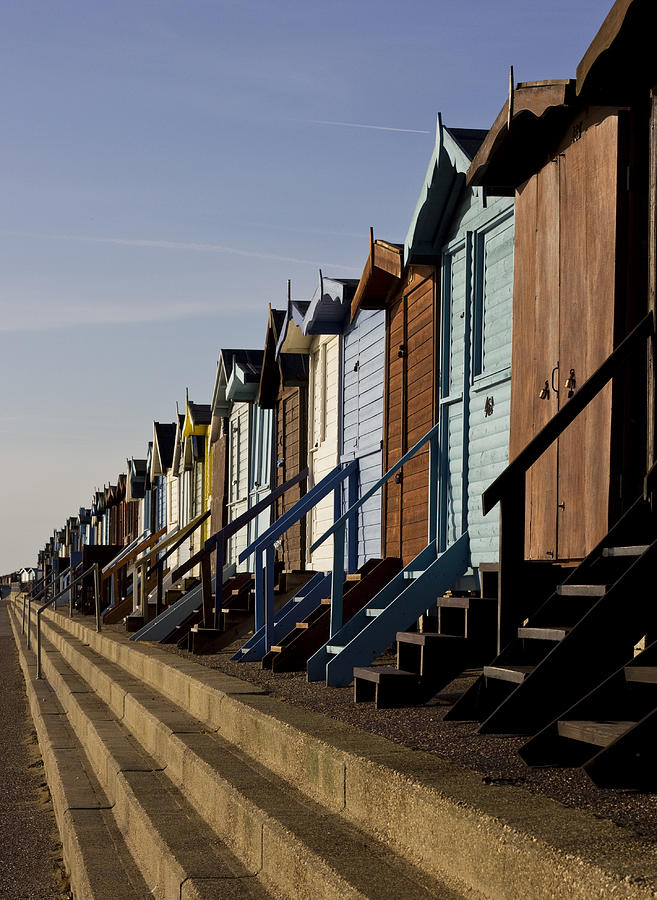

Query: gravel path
left=0, top=600, right=70, bottom=899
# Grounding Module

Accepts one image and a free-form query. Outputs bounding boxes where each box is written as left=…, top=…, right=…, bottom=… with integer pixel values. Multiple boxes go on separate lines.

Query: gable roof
left=153, top=422, right=177, bottom=473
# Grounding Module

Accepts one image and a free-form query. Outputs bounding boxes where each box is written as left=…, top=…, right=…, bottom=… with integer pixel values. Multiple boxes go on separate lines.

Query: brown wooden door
left=510, top=110, right=622, bottom=562
left=383, top=270, right=436, bottom=564
left=275, top=386, right=307, bottom=571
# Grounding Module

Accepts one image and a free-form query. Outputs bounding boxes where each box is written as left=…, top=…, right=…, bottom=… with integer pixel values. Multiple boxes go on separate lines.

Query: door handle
left=551, top=363, right=559, bottom=394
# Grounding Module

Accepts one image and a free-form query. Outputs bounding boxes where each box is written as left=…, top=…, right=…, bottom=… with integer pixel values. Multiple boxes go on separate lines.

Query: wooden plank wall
left=342, top=308, right=386, bottom=567
left=308, top=334, right=340, bottom=571
left=275, top=384, right=307, bottom=571
left=383, top=268, right=436, bottom=565
left=227, top=401, right=250, bottom=571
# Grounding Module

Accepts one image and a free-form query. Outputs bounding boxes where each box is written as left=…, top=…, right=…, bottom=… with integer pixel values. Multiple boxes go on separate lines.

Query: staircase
left=262, top=558, right=403, bottom=672
left=308, top=533, right=470, bottom=687
left=518, top=633, right=657, bottom=790
left=11, top=598, right=474, bottom=900
left=353, top=565, right=497, bottom=709
left=446, top=497, right=657, bottom=736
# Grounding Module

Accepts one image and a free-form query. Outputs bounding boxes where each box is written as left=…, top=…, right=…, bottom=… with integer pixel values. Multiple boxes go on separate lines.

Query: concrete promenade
left=0, top=600, right=68, bottom=898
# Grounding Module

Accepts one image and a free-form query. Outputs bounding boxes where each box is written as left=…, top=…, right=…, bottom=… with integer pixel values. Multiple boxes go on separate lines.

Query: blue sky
left=0, top=0, right=613, bottom=571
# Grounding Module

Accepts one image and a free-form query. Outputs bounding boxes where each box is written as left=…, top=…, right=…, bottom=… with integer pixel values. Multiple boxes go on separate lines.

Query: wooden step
left=483, top=664, right=533, bottom=684
left=557, top=584, right=606, bottom=597
left=602, top=545, right=649, bottom=558
left=517, top=626, right=571, bottom=642
left=557, top=719, right=635, bottom=747
left=353, top=666, right=420, bottom=708
left=396, top=631, right=464, bottom=647
left=436, top=595, right=496, bottom=609
left=624, top=665, right=657, bottom=684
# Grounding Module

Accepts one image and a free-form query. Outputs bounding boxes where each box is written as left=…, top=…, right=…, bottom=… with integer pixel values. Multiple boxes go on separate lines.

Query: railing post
left=26, top=592, right=32, bottom=649
left=264, top=545, right=275, bottom=652
left=22, top=593, right=26, bottom=635
left=214, top=539, right=224, bottom=630
left=156, top=561, right=163, bottom=617
left=36, top=612, right=41, bottom=679
left=254, top=548, right=264, bottom=633
left=94, top=564, right=101, bottom=633
left=201, top=553, right=213, bottom=628
left=347, top=467, right=358, bottom=574
left=497, top=471, right=527, bottom=653
left=428, top=429, right=439, bottom=545
left=330, top=522, right=346, bottom=638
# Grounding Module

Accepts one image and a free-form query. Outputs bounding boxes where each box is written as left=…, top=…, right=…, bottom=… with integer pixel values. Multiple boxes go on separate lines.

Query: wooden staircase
left=353, top=570, right=497, bottom=709
left=519, top=634, right=657, bottom=790
left=262, top=558, right=402, bottom=672
left=446, top=497, right=657, bottom=736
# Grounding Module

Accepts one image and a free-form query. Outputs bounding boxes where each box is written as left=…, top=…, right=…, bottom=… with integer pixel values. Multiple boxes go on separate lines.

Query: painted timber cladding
left=307, top=333, right=340, bottom=571
left=439, top=192, right=514, bottom=568
left=227, top=400, right=250, bottom=571
left=342, top=308, right=385, bottom=566
left=275, top=384, right=307, bottom=571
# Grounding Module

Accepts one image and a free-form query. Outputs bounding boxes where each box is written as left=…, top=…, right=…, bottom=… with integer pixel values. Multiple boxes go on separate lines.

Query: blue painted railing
left=171, top=468, right=308, bottom=630
left=238, top=460, right=359, bottom=653
left=310, top=422, right=440, bottom=640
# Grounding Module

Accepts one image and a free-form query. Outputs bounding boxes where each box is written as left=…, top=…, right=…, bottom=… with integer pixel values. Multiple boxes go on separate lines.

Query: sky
left=0, top=0, right=614, bottom=572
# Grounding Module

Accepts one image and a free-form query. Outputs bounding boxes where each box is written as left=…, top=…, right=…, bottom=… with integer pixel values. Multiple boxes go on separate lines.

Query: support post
left=264, top=545, right=275, bottom=652
left=428, top=430, right=439, bottom=545
left=497, top=471, right=527, bottom=653
left=254, top=548, right=264, bottom=633
left=201, top=553, right=213, bottom=627
left=94, top=564, right=101, bottom=633
left=329, top=522, right=346, bottom=638
left=156, top=562, right=163, bottom=617
left=214, top=539, right=224, bottom=630
left=347, top=468, right=358, bottom=574
left=27, top=593, right=31, bottom=649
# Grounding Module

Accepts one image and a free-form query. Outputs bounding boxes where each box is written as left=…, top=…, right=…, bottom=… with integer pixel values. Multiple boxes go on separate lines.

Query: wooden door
left=510, top=110, right=623, bottom=561
left=276, top=385, right=307, bottom=571
left=556, top=114, right=619, bottom=559
left=383, top=271, right=436, bottom=564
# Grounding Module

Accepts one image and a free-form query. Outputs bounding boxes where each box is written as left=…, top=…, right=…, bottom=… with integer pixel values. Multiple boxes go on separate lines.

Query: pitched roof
left=153, top=422, right=177, bottom=470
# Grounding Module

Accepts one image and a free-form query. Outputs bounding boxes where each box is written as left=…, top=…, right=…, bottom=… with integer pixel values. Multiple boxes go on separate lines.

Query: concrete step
left=22, top=609, right=461, bottom=900
left=15, top=610, right=272, bottom=900
left=18, top=600, right=657, bottom=900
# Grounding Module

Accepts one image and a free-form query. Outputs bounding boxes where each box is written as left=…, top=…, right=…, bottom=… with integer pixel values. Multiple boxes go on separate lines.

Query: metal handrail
left=309, top=421, right=440, bottom=639
left=239, top=462, right=355, bottom=562
left=170, top=468, right=309, bottom=629
left=237, top=459, right=360, bottom=652
left=34, top=563, right=101, bottom=679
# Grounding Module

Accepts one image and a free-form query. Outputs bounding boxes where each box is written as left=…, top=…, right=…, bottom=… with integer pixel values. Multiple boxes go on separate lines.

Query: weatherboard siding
left=439, top=192, right=514, bottom=569
left=227, top=401, right=250, bottom=571
left=308, top=334, right=340, bottom=571
left=342, top=307, right=385, bottom=567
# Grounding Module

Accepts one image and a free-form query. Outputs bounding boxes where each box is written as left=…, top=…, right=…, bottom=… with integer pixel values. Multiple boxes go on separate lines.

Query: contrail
left=2, top=231, right=361, bottom=273
left=310, top=119, right=430, bottom=135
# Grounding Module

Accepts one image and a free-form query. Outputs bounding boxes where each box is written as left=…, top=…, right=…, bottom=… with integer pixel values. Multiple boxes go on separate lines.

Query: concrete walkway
left=0, top=600, right=69, bottom=899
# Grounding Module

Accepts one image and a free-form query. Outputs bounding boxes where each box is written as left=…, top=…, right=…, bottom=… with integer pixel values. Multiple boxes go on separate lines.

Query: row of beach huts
left=19, top=0, right=657, bottom=789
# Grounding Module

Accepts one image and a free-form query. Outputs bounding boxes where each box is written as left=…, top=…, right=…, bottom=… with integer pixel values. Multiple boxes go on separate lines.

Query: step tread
left=602, top=545, right=649, bottom=557
left=557, top=719, right=635, bottom=747
left=517, top=626, right=571, bottom=641
left=556, top=584, right=606, bottom=597
left=436, top=595, right=496, bottom=609
left=35, top=613, right=465, bottom=900
left=396, top=632, right=465, bottom=646
left=483, top=664, right=533, bottom=684
left=624, top=665, right=657, bottom=684
left=353, top=666, right=418, bottom=684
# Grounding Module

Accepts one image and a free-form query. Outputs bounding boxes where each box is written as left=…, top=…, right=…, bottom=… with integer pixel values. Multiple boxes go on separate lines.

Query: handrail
left=239, top=462, right=354, bottom=563
left=34, top=563, right=101, bottom=678
left=147, top=509, right=211, bottom=617
left=483, top=311, right=654, bottom=515
left=23, top=573, right=55, bottom=642
left=241, top=459, right=361, bottom=653
left=101, top=527, right=165, bottom=580
left=310, top=422, right=440, bottom=553
left=170, top=468, right=308, bottom=628
left=307, top=421, right=440, bottom=642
